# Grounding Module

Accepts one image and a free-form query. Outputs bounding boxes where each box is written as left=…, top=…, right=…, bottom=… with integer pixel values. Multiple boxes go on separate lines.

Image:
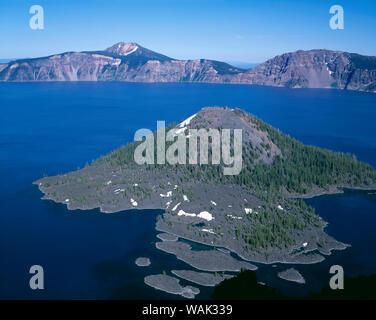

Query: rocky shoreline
left=34, top=157, right=356, bottom=269
left=156, top=233, right=179, bottom=242
left=289, top=185, right=376, bottom=199
left=171, top=270, right=234, bottom=287
left=34, top=158, right=358, bottom=269
left=155, top=222, right=349, bottom=266
left=155, top=240, right=257, bottom=272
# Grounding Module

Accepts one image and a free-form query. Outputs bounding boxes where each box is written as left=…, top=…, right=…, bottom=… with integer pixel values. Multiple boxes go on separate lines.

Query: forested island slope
left=34, top=107, right=376, bottom=264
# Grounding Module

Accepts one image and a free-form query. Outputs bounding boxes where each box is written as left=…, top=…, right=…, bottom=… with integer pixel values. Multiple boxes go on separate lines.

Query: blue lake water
left=0, top=82, right=375, bottom=299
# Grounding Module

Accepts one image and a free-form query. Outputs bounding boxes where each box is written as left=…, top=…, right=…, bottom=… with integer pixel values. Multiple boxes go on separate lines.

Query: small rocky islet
left=144, top=274, right=200, bottom=299
left=278, top=268, right=306, bottom=284
left=135, top=257, right=151, bottom=267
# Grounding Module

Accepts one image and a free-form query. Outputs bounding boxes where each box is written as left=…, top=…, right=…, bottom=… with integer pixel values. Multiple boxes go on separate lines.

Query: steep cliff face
left=343, top=53, right=376, bottom=91
left=239, top=49, right=346, bottom=88
left=1, top=42, right=375, bottom=92
left=240, top=49, right=376, bottom=91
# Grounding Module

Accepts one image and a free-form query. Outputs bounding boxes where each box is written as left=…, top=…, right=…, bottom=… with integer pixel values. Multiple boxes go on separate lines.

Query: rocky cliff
left=1, top=42, right=375, bottom=92
left=239, top=49, right=376, bottom=91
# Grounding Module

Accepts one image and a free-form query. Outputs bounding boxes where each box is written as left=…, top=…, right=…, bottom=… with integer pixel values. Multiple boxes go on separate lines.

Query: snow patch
left=197, top=211, right=214, bottom=221
left=176, top=210, right=213, bottom=221
left=227, top=214, right=242, bottom=220
left=160, top=191, right=172, bottom=198
left=177, top=210, right=196, bottom=217
left=178, top=113, right=197, bottom=128
left=201, top=228, right=215, bottom=234
left=172, top=202, right=181, bottom=212
left=174, top=127, right=187, bottom=135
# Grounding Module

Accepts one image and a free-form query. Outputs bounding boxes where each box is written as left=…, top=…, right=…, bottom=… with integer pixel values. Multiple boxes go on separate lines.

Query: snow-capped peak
left=105, top=42, right=139, bottom=56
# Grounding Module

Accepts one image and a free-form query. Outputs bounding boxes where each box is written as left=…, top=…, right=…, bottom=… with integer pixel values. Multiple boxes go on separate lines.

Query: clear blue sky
left=0, top=0, right=375, bottom=62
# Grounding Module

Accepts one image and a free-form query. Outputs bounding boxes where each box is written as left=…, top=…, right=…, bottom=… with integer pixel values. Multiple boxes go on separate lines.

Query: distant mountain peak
left=103, top=42, right=173, bottom=61
left=105, top=42, right=140, bottom=56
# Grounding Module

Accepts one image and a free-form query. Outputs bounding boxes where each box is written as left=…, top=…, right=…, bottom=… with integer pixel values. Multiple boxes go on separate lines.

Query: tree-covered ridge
left=236, top=200, right=321, bottom=251
left=95, top=109, right=376, bottom=197
left=246, top=116, right=376, bottom=193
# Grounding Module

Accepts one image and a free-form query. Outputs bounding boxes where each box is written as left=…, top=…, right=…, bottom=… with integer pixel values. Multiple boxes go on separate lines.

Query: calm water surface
left=0, top=82, right=375, bottom=299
